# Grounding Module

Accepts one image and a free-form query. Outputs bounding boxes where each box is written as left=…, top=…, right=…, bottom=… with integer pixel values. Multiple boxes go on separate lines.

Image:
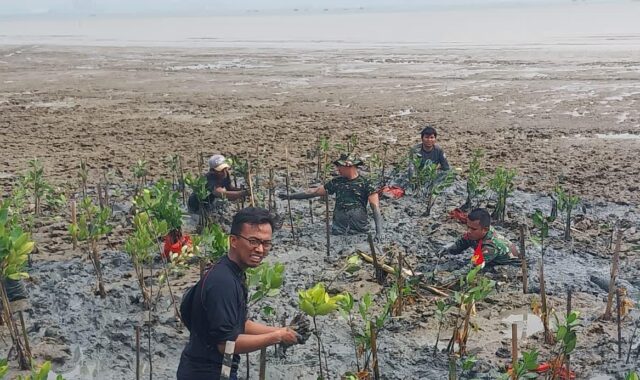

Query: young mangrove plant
left=68, top=196, right=112, bottom=298
left=299, top=283, right=347, bottom=380
left=547, top=311, right=580, bottom=380
left=124, top=211, right=167, bottom=307
left=434, top=299, right=452, bottom=355
left=184, top=173, right=212, bottom=229
left=448, top=266, right=496, bottom=355
left=499, top=349, right=539, bottom=380
left=247, top=262, right=285, bottom=305
left=134, top=179, right=183, bottom=247
left=0, top=200, right=34, bottom=369
left=553, top=185, right=580, bottom=241
left=132, top=159, right=149, bottom=191
left=21, top=159, right=66, bottom=216
left=531, top=209, right=556, bottom=345
left=195, top=223, right=229, bottom=276
left=409, top=158, right=456, bottom=216
left=488, top=167, right=517, bottom=223
left=464, top=149, right=487, bottom=211
left=15, top=360, right=65, bottom=380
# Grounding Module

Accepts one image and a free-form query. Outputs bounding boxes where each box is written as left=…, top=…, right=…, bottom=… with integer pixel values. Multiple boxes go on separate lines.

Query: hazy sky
left=0, top=0, right=624, bottom=16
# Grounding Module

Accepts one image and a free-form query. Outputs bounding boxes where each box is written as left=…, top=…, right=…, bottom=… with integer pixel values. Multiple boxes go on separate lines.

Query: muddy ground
left=0, top=45, right=639, bottom=379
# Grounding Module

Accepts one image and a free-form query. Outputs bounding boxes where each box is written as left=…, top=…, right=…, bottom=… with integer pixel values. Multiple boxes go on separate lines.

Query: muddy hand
left=288, top=313, right=311, bottom=344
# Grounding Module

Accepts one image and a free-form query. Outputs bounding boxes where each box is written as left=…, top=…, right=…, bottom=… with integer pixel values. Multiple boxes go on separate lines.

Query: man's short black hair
left=468, top=208, right=491, bottom=228
left=420, top=126, right=437, bottom=138
left=230, top=207, right=275, bottom=235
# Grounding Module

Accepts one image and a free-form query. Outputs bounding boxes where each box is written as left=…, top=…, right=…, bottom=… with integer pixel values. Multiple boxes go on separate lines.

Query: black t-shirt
left=205, top=172, right=233, bottom=200
left=177, top=255, right=248, bottom=380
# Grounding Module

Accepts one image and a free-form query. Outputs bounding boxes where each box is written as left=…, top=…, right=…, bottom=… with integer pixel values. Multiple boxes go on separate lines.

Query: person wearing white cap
left=187, top=154, right=248, bottom=214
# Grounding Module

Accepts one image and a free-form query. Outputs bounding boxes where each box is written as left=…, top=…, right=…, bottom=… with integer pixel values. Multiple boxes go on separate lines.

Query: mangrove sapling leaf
left=499, top=349, right=539, bottom=380
left=626, top=371, right=640, bottom=380
left=546, top=311, right=580, bottom=378
left=246, top=262, right=285, bottom=305
left=77, top=159, right=89, bottom=198
left=124, top=211, right=163, bottom=306
left=465, top=149, right=487, bottom=210
left=198, top=223, right=229, bottom=265
left=0, top=359, right=7, bottom=378
left=434, top=299, right=452, bottom=355
left=15, top=360, right=66, bottom=380
left=488, top=167, right=517, bottom=223
left=0, top=200, right=35, bottom=369
left=133, top=180, right=183, bottom=233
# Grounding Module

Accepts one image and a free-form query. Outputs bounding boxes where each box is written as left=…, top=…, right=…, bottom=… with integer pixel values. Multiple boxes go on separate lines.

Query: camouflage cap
left=333, top=153, right=364, bottom=167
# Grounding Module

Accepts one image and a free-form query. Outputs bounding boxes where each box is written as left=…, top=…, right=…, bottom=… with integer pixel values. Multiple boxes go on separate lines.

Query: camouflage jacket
left=447, top=227, right=514, bottom=266
left=324, top=175, right=375, bottom=212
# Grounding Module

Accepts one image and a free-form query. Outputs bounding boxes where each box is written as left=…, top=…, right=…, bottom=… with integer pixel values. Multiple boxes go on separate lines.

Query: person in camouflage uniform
left=445, top=208, right=519, bottom=268
left=280, top=153, right=383, bottom=238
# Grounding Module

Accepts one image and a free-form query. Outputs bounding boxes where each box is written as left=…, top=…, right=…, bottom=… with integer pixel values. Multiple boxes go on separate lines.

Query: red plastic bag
left=379, top=185, right=405, bottom=199
left=449, top=208, right=468, bottom=224
left=162, top=233, right=192, bottom=260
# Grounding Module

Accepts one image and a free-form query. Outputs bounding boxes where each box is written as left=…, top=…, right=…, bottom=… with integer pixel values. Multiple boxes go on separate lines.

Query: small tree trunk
left=604, top=229, right=623, bottom=319
left=539, top=257, right=553, bottom=344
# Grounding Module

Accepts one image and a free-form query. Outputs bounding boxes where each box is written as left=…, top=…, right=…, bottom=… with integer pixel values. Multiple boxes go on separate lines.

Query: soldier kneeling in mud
left=187, top=154, right=248, bottom=224
left=443, top=208, right=520, bottom=268
left=279, top=153, right=383, bottom=239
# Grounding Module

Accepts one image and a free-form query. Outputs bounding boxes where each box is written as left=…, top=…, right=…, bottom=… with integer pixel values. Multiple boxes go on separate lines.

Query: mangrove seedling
left=531, top=209, right=556, bottom=344
left=547, top=311, right=580, bottom=380
left=132, top=159, right=149, bottom=191
left=68, top=196, right=112, bottom=297
left=410, top=159, right=456, bottom=216
left=434, top=299, right=452, bottom=355
left=299, top=283, right=347, bottom=380
left=448, top=266, right=496, bottom=355
left=0, top=200, right=34, bottom=369
left=124, top=211, right=168, bottom=307
left=488, top=167, right=517, bottom=223
left=184, top=173, right=212, bottom=228
left=499, top=349, right=539, bottom=380
left=22, top=159, right=64, bottom=216
left=553, top=185, right=580, bottom=241
left=464, top=149, right=487, bottom=211
left=15, top=360, right=65, bottom=380
left=197, top=223, right=229, bottom=270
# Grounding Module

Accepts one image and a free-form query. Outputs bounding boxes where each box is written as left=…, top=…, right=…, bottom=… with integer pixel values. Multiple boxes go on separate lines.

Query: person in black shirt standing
left=177, top=208, right=302, bottom=380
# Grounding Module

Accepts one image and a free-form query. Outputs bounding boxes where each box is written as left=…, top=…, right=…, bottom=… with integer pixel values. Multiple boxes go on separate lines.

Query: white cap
left=208, top=154, right=230, bottom=171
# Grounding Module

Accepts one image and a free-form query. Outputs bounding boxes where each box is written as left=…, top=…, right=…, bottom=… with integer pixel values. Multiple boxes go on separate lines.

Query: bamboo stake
left=367, top=233, right=385, bottom=284
left=178, top=156, right=186, bottom=206
left=259, top=347, right=267, bottom=380
left=71, top=200, right=77, bottom=250
left=566, top=289, right=572, bottom=374
left=396, top=250, right=404, bottom=316
left=268, top=168, right=274, bottom=213
left=247, top=159, right=256, bottom=207
left=381, top=144, right=388, bottom=186
left=511, top=323, right=518, bottom=380
left=136, top=325, right=141, bottom=380
left=97, top=183, right=104, bottom=209
left=370, top=321, right=380, bottom=380
left=284, top=147, right=296, bottom=241
left=519, top=225, right=528, bottom=294
left=324, top=195, right=330, bottom=256
left=18, top=311, right=31, bottom=357
left=303, top=167, right=314, bottom=224
left=539, top=258, right=553, bottom=344
left=617, top=288, right=622, bottom=359
left=604, top=229, right=623, bottom=319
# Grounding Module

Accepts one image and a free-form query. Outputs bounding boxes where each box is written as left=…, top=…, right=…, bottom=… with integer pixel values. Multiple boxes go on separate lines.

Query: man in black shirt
left=177, top=208, right=301, bottom=380
left=410, top=125, right=450, bottom=172
left=188, top=154, right=248, bottom=214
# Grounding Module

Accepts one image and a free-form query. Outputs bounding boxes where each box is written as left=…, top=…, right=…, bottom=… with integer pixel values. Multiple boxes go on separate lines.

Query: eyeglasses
left=234, top=234, right=273, bottom=251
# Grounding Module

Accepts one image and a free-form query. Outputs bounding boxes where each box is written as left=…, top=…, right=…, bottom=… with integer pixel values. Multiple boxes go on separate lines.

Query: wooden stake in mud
left=178, top=155, right=186, bottom=206
left=539, top=258, right=553, bottom=344
left=259, top=347, right=267, bottom=380
left=268, top=168, right=274, bottom=213
left=247, top=159, right=256, bottom=207
left=198, top=151, right=205, bottom=174
left=18, top=311, right=31, bottom=357
left=97, top=183, right=104, bottom=209
left=303, top=167, right=314, bottom=224
left=511, top=323, right=518, bottom=380
left=604, top=228, right=623, bottom=319
left=519, top=224, right=528, bottom=294
left=370, top=320, right=380, bottom=380
left=617, top=288, right=623, bottom=359
left=324, top=195, right=330, bottom=256
left=381, top=144, right=388, bottom=186
left=71, top=199, right=78, bottom=250
left=284, top=147, right=296, bottom=241
left=368, top=233, right=385, bottom=285
left=136, top=325, right=141, bottom=380
left=566, top=289, right=572, bottom=374
left=396, top=250, right=404, bottom=316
